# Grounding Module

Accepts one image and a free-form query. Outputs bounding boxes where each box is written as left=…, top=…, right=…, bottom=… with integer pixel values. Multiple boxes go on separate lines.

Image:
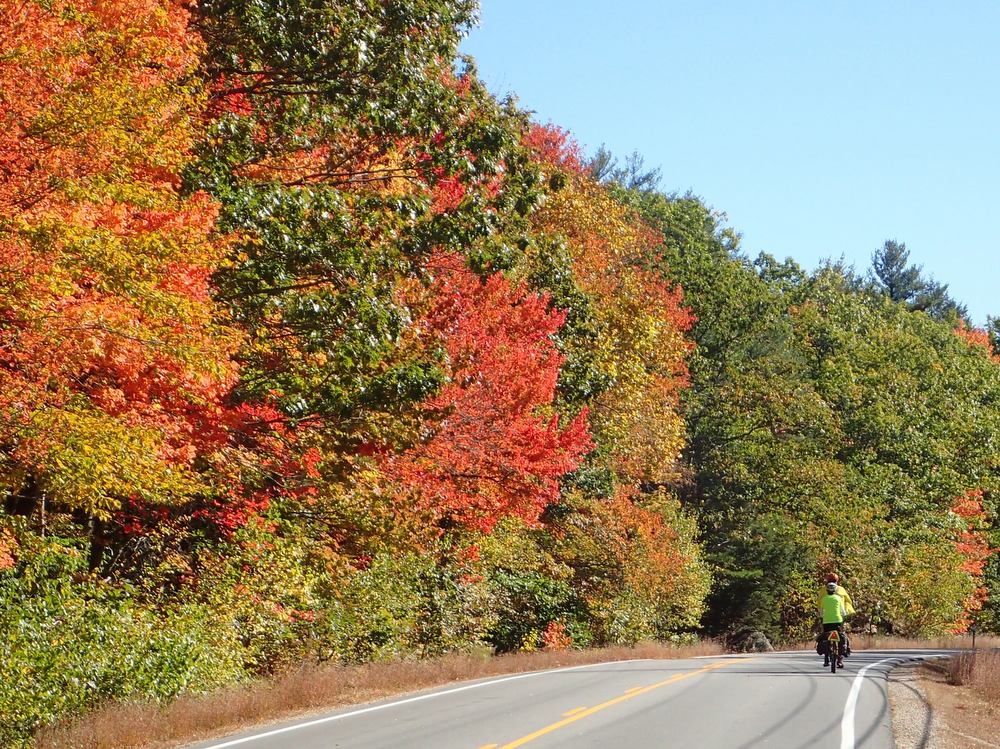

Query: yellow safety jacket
left=820, top=593, right=847, bottom=624
left=817, top=584, right=855, bottom=616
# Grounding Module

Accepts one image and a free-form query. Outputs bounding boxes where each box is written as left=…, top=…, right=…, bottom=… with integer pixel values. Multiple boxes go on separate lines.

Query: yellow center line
left=477, top=744, right=499, bottom=749
left=561, top=706, right=588, bottom=717
left=495, top=660, right=741, bottom=749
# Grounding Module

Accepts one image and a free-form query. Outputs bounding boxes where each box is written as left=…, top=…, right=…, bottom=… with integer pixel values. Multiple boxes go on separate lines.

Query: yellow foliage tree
left=532, top=175, right=693, bottom=485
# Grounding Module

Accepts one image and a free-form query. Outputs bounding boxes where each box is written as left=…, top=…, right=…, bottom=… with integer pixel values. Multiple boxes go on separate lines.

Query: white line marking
left=840, top=653, right=952, bottom=749
left=195, top=659, right=656, bottom=749
left=840, top=657, right=904, bottom=749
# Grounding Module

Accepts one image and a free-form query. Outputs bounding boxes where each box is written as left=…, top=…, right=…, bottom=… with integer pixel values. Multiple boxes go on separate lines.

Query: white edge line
left=841, top=656, right=900, bottom=749
left=840, top=654, right=950, bottom=749
left=194, top=658, right=660, bottom=749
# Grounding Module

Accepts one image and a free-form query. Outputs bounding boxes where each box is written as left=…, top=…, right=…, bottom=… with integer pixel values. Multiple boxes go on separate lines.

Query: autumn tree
left=0, top=0, right=239, bottom=534
left=179, top=1, right=557, bottom=588
left=189, top=1, right=543, bottom=455
left=948, top=490, right=993, bottom=632
left=547, top=488, right=710, bottom=643
left=495, top=128, right=710, bottom=642
left=381, top=253, right=592, bottom=533
left=528, top=128, right=693, bottom=488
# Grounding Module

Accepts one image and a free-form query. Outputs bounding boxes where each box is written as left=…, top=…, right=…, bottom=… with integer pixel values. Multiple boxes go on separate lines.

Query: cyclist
left=818, top=572, right=854, bottom=656
left=819, top=573, right=855, bottom=617
left=820, top=581, right=847, bottom=668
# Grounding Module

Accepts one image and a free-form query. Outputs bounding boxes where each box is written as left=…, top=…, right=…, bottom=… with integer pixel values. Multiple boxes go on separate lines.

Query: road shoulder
left=889, top=660, right=1000, bottom=749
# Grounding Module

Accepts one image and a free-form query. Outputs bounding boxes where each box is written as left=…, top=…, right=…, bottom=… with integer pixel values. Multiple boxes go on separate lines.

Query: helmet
left=825, top=573, right=839, bottom=583
left=826, top=582, right=838, bottom=593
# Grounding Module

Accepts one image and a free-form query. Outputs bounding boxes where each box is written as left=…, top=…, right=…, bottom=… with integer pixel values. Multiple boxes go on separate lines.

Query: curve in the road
left=841, top=657, right=900, bottom=749
left=188, top=650, right=951, bottom=749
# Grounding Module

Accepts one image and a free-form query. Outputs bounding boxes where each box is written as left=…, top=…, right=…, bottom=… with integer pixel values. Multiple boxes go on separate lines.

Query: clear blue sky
left=462, top=1, right=1000, bottom=324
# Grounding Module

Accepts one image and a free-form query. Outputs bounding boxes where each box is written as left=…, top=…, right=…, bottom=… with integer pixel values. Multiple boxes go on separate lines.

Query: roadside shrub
left=320, top=551, right=492, bottom=662
left=541, top=620, right=573, bottom=650
left=0, top=533, right=245, bottom=747
left=485, top=568, right=581, bottom=652
left=476, top=519, right=591, bottom=652
left=178, top=521, right=324, bottom=675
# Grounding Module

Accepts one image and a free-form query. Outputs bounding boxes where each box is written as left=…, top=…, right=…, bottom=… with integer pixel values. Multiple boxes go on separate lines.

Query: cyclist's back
left=818, top=573, right=855, bottom=616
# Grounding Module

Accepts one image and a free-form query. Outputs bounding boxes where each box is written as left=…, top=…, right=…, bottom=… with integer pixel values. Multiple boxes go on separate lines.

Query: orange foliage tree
left=550, top=487, right=710, bottom=640
left=0, top=0, right=239, bottom=523
left=951, top=489, right=994, bottom=632
left=955, top=321, right=1000, bottom=363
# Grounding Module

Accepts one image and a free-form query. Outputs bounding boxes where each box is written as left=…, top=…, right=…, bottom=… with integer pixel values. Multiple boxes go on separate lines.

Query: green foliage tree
left=612, top=182, right=1000, bottom=641
left=871, top=239, right=967, bottom=320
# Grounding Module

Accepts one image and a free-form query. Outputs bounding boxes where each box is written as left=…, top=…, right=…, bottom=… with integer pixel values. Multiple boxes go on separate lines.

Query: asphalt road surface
left=188, top=650, right=949, bottom=749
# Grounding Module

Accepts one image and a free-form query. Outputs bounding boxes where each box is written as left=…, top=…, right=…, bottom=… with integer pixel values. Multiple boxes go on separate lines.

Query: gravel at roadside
left=889, top=661, right=949, bottom=749
left=889, top=659, right=1000, bottom=749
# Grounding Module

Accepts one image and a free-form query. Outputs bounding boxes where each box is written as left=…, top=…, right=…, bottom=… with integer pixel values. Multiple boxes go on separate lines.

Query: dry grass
left=911, top=653, right=1000, bottom=748
left=779, top=633, right=1000, bottom=652
left=850, top=634, right=1000, bottom=651
left=33, top=641, right=724, bottom=749
left=945, top=649, right=1000, bottom=703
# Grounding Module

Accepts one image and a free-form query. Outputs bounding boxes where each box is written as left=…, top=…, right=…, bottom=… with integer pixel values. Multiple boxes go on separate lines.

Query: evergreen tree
left=871, top=240, right=966, bottom=320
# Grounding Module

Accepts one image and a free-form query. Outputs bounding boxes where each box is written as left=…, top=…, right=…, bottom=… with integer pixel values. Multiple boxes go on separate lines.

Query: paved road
left=189, top=650, right=949, bottom=749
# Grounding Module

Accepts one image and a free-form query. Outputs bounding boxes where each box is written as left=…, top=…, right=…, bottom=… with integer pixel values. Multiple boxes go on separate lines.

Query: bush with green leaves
left=0, top=531, right=245, bottom=747
left=485, top=568, right=582, bottom=652
left=318, top=551, right=493, bottom=662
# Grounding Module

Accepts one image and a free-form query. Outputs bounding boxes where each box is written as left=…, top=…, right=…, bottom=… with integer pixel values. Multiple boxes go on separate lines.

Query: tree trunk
left=5, top=474, right=41, bottom=516
left=87, top=516, right=107, bottom=572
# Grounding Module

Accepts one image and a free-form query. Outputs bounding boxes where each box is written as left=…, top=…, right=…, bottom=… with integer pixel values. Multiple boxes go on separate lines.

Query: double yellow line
left=480, top=659, right=739, bottom=749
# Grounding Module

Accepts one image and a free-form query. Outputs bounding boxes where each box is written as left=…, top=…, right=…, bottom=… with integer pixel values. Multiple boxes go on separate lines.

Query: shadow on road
left=731, top=657, right=821, bottom=749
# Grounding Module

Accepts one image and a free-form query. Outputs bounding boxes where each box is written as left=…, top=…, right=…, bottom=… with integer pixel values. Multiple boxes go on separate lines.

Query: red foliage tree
left=951, top=489, right=995, bottom=631
left=523, top=123, right=586, bottom=175
left=383, top=254, right=592, bottom=532
left=955, top=321, right=1000, bottom=363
